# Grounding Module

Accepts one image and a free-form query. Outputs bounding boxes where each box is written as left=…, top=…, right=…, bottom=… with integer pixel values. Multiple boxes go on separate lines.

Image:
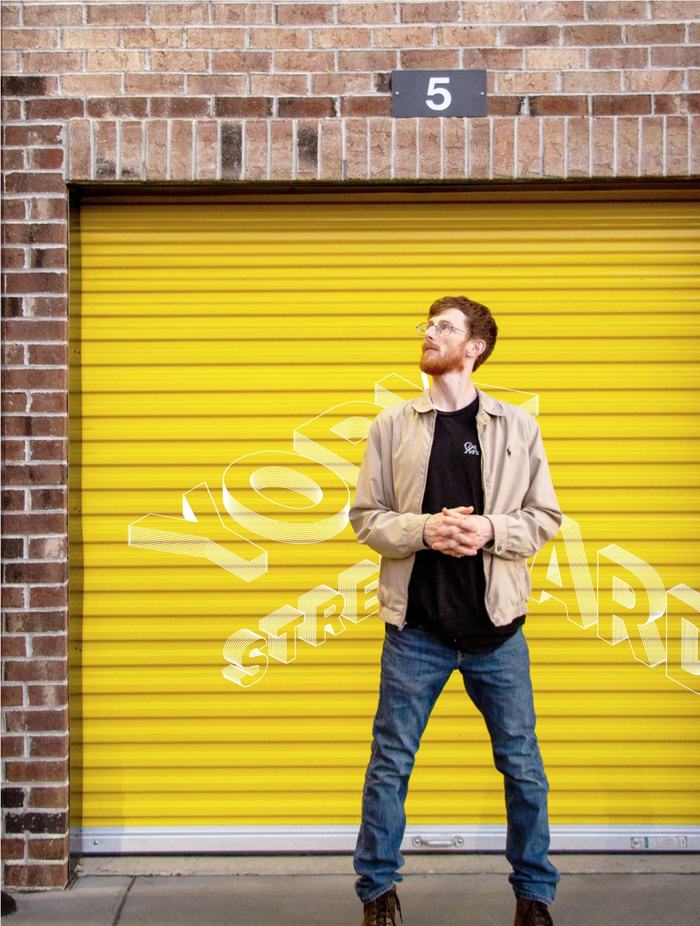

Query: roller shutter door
left=69, top=191, right=700, bottom=853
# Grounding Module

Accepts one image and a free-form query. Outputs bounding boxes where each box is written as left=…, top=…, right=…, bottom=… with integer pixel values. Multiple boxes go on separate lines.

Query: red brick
left=251, top=73, right=307, bottom=94
left=3, top=200, right=26, bottom=219
left=591, top=117, right=615, bottom=176
left=4, top=174, right=66, bottom=195
left=2, top=393, right=27, bottom=413
left=123, top=27, right=182, bottom=47
left=3, top=462, right=67, bottom=485
left=85, top=50, right=144, bottom=70
left=395, top=118, right=417, bottom=178
left=468, top=118, right=490, bottom=178
left=530, top=95, right=587, bottom=116
left=296, top=120, right=319, bottom=180
left=561, top=71, right=622, bottom=92
left=627, top=23, right=686, bottom=43
left=27, top=149, right=65, bottom=171
left=87, top=3, right=146, bottom=23
left=28, top=784, right=69, bottom=808
left=667, top=114, right=689, bottom=175
left=399, top=2, right=457, bottom=22
left=500, top=25, right=559, bottom=44
left=653, top=47, right=700, bottom=68
left=125, top=73, right=186, bottom=94
left=586, top=0, right=647, bottom=17
left=4, top=863, right=68, bottom=889
left=29, top=588, right=68, bottom=611
left=312, top=73, right=372, bottom=95
left=29, top=441, right=67, bottom=463
left=60, top=27, right=121, bottom=48
left=28, top=834, right=70, bottom=859
left=617, top=116, right=640, bottom=176
left=462, top=48, right=525, bottom=68
left=2, top=247, right=25, bottom=269
left=314, top=27, right=374, bottom=49
left=28, top=535, right=67, bottom=558
left=492, top=117, right=515, bottom=178
left=654, top=94, right=700, bottom=115
left=517, top=116, right=542, bottom=178
left=5, top=759, right=68, bottom=781
left=443, top=117, right=467, bottom=180
left=95, top=121, right=117, bottom=179
left=185, top=28, right=246, bottom=48
left=418, top=118, right=440, bottom=179
left=26, top=293, right=68, bottom=314
left=270, top=120, right=294, bottom=180
left=2, top=487, right=26, bottom=510
left=522, top=1, right=585, bottom=21
left=562, top=117, right=587, bottom=176
left=340, top=96, right=391, bottom=117
left=149, top=49, right=209, bottom=70
left=1, top=636, right=27, bottom=657
left=400, top=49, right=460, bottom=68
left=276, top=2, right=334, bottom=24
left=250, top=27, right=311, bottom=48
left=319, top=119, right=341, bottom=180
left=194, top=120, right=217, bottom=180
left=5, top=612, right=66, bottom=634
left=344, top=117, right=369, bottom=179
left=369, top=116, right=393, bottom=179
left=1, top=837, right=25, bottom=860
left=3, top=661, right=68, bottom=684
left=591, top=95, right=651, bottom=115
left=188, top=75, right=246, bottom=95
left=170, top=120, right=194, bottom=179
left=211, top=51, right=273, bottom=71
left=211, top=2, right=271, bottom=23
left=0, top=4, right=21, bottom=26
left=150, top=97, right=210, bottom=118
left=24, top=50, right=83, bottom=72
left=2, top=98, right=21, bottom=119
left=563, top=24, right=623, bottom=44
left=2, top=319, right=67, bottom=341
left=338, top=2, right=395, bottom=23
left=2, top=585, right=26, bottom=608
left=1, top=75, right=55, bottom=96
left=439, top=25, right=498, bottom=45
left=525, top=47, right=586, bottom=68
left=3, top=223, right=65, bottom=245
left=28, top=684, right=68, bottom=708
left=338, top=50, right=397, bottom=70
left=488, top=96, right=521, bottom=116
left=215, top=97, right=272, bottom=118
left=87, top=97, right=148, bottom=118
left=1, top=734, right=25, bottom=755
left=242, top=132, right=271, bottom=185
left=588, top=47, right=649, bottom=68
left=3, top=29, right=58, bottom=50
left=150, top=2, right=208, bottom=24
left=29, top=487, right=67, bottom=510
left=277, top=97, right=335, bottom=118
left=24, top=3, right=82, bottom=25
left=4, top=273, right=67, bottom=295
left=24, top=98, right=84, bottom=119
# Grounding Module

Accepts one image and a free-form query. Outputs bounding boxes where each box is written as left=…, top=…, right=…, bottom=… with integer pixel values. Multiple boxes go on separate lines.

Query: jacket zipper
left=398, top=409, right=436, bottom=630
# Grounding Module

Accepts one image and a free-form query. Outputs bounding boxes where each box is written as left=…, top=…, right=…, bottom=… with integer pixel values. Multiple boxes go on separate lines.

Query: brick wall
left=1, top=0, right=699, bottom=892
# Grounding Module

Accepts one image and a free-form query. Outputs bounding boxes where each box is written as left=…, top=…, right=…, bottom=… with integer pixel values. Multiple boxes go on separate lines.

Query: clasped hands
left=423, top=505, right=495, bottom=558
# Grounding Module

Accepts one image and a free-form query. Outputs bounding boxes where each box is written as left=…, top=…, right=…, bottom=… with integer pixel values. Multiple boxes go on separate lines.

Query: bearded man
left=349, top=295, right=563, bottom=926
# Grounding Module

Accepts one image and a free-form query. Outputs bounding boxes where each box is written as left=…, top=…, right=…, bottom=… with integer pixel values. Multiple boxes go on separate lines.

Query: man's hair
left=428, top=294, right=498, bottom=371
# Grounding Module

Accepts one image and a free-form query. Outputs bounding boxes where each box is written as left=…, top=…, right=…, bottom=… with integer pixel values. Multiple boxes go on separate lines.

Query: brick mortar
left=1, top=0, right=699, bottom=893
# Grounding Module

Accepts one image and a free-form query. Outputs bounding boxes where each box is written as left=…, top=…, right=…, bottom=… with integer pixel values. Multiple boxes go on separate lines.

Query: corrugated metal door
left=69, top=191, right=700, bottom=853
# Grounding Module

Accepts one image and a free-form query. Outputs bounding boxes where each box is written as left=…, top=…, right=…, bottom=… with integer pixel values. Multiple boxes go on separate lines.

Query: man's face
left=419, top=308, right=472, bottom=376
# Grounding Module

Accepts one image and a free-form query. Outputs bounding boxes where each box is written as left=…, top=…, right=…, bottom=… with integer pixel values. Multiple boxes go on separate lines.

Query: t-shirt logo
left=463, top=441, right=479, bottom=456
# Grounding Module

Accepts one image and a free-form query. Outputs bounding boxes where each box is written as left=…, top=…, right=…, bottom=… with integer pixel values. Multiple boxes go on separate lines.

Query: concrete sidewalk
left=2, top=854, right=699, bottom=925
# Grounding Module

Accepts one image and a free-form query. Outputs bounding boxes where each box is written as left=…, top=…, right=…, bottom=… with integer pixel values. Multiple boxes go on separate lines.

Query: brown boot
left=514, top=896, right=554, bottom=926
left=362, top=886, right=403, bottom=926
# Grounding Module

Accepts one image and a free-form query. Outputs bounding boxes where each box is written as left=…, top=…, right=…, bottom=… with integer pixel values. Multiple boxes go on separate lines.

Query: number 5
left=426, top=76, right=451, bottom=112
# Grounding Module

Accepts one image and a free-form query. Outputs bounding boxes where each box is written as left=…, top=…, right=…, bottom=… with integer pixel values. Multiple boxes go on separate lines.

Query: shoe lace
left=367, top=890, right=403, bottom=926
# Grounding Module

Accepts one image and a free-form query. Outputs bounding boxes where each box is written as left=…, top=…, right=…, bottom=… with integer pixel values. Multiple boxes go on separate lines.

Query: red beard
left=419, top=342, right=467, bottom=376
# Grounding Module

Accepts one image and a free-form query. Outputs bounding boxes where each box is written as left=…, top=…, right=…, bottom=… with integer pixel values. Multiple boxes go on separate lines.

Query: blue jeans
left=354, top=622, right=560, bottom=906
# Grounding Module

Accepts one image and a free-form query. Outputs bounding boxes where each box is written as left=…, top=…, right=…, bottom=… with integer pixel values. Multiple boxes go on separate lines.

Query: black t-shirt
left=404, top=391, right=525, bottom=653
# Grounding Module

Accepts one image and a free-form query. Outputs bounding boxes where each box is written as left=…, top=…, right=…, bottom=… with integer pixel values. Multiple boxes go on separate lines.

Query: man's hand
left=423, top=505, right=495, bottom=558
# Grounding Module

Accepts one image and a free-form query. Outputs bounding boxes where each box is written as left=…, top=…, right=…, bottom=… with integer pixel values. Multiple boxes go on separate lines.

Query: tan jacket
left=349, top=386, right=563, bottom=629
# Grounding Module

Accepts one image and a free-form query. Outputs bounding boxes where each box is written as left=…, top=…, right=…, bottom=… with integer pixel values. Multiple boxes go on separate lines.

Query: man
left=349, top=295, right=563, bottom=926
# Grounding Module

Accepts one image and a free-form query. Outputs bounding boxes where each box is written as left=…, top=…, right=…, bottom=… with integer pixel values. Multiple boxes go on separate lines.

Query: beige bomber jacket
left=348, top=386, right=563, bottom=629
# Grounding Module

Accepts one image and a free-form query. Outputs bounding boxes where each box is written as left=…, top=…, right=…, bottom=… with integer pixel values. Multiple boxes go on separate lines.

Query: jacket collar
left=411, top=384, right=504, bottom=417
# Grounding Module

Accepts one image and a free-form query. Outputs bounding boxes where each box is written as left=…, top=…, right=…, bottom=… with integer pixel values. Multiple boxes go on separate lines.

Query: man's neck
left=429, top=373, right=477, bottom=412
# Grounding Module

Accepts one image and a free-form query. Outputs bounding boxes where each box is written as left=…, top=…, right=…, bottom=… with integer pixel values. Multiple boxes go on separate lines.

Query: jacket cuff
left=410, top=513, right=433, bottom=553
left=483, top=514, right=509, bottom=556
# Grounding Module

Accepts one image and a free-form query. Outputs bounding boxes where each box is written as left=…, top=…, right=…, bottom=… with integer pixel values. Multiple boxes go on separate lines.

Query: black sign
left=391, top=70, right=487, bottom=118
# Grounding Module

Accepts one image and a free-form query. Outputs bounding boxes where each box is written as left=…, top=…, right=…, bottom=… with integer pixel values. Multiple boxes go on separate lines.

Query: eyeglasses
left=416, top=319, right=469, bottom=338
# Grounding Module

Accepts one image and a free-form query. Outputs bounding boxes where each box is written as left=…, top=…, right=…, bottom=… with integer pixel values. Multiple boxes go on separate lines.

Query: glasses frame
left=416, top=319, right=470, bottom=338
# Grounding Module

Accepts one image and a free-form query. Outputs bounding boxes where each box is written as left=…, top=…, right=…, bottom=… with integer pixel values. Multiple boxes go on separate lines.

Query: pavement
left=2, top=854, right=699, bottom=925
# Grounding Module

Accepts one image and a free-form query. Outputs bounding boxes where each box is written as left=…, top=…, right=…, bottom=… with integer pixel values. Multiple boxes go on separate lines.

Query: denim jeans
left=354, top=622, right=560, bottom=906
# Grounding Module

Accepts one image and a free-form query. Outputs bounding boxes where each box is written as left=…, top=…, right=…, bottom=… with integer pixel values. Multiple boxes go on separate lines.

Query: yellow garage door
left=69, top=189, right=700, bottom=853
